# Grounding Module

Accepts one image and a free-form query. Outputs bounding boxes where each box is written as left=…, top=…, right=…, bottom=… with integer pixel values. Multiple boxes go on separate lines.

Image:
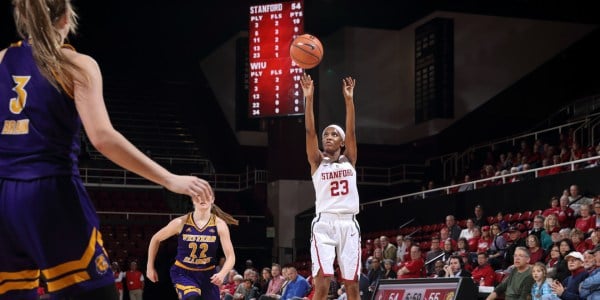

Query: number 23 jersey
left=312, top=155, right=359, bottom=215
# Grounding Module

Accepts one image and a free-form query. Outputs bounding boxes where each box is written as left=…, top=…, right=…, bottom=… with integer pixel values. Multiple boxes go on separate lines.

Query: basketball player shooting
left=302, top=73, right=361, bottom=300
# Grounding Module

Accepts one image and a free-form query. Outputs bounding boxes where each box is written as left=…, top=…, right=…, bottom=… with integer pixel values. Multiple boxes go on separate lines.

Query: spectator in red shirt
left=221, top=272, right=242, bottom=299
left=547, top=155, right=565, bottom=175
left=542, top=196, right=560, bottom=217
left=471, top=253, right=495, bottom=286
left=543, top=213, right=561, bottom=236
left=537, top=158, right=552, bottom=177
left=439, top=227, right=456, bottom=249
left=557, top=195, right=575, bottom=228
left=477, top=226, right=492, bottom=254
left=570, top=142, right=583, bottom=161
left=478, top=165, right=496, bottom=188
left=526, top=235, right=545, bottom=264
left=112, top=262, right=124, bottom=300
left=546, top=244, right=560, bottom=269
left=468, top=227, right=481, bottom=253
left=460, top=253, right=474, bottom=273
left=455, top=238, right=470, bottom=257
left=397, top=246, right=424, bottom=279
left=575, top=204, right=596, bottom=234
left=571, top=229, right=592, bottom=253
left=125, top=261, right=144, bottom=300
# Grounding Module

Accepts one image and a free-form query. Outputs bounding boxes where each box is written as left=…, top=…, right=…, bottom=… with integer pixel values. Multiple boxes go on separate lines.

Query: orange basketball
left=290, top=34, right=324, bottom=69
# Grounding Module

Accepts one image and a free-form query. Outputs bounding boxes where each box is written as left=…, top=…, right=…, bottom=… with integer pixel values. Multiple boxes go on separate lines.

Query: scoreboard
left=373, top=278, right=477, bottom=300
left=248, top=0, right=305, bottom=118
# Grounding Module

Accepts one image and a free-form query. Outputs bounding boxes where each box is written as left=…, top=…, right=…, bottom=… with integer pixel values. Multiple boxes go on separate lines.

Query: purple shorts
left=170, top=265, right=219, bottom=300
left=0, top=176, right=114, bottom=299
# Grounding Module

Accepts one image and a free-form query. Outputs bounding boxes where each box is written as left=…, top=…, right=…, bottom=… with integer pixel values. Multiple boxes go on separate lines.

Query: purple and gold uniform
left=0, top=41, right=113, bottom=299
left=170, top=213, right=220, bottom=300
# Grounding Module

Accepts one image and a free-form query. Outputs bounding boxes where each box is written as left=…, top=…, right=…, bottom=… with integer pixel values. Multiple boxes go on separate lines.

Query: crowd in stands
left=47, top=128, right=600, bottom=300
left=361, top=185, right=600, bottom=299
left=210, top=259, right=375, bottom=300
left=83, top=184, right=600, bottom=300
left=96, top=183, right=599, bottom=300
left=424, top=130, right=600, bottom=194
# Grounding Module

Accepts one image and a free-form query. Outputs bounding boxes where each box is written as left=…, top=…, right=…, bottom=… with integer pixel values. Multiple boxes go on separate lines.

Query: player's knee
left=316, top=283, right=330, bottom=293
left=344, top=280, right=358, bottom=287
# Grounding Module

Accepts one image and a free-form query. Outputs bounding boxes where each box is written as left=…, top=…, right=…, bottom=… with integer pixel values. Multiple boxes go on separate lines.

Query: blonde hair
left=532, top=262, right=547, bottom=278
left=212, top=204, right=239, bottom=226
left=543, top=214, right=558, bottom=232
left=12, top=0, right=80, bottom=96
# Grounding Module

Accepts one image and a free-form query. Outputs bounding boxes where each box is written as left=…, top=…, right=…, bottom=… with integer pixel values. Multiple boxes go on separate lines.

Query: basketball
left=290, top=34, right=324, bottom=69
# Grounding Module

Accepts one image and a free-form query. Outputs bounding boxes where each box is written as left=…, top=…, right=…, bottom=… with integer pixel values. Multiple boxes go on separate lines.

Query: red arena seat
left=520, top=211, right=532, bottom=221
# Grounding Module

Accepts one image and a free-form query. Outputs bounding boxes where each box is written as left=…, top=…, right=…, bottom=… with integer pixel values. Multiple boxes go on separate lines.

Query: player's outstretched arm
left=342, top=77, right=357, bottom=166
left=146, top=216, right=185, bottom=282
left=211, top=217, right=236, bottom=285
left=302, top=73, right=321, bottom=174
left=67, top=50, right=213, bottom=201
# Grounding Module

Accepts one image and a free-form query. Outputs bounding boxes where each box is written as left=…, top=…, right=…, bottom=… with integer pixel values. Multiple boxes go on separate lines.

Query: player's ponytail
left=12, top=0, right=80, bottom=96
left=212, top=204, right=239, bottom=225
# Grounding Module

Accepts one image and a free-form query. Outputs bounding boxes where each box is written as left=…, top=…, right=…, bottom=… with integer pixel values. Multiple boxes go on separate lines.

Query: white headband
left=322, top=124, right=345, bottom=141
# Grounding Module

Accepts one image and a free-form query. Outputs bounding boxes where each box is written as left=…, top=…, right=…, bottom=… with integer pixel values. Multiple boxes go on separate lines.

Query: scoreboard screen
left=248, top=0, right=305, bottom=118
left=373, top=278, right=477, bottom=300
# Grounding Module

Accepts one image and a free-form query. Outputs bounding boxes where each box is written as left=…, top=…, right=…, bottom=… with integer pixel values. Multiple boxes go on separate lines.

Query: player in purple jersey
left=0, top=0, right=213, bottom=299
left=146, top=197, right=237, bottom=300
left=302, top=73, right=361, bottom=300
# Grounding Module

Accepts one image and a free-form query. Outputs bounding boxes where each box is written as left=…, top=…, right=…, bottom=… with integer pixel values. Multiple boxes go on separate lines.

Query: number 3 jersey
left=0, top=40, right=81, bottom=180
left=312, top=155, right=359, bottom=215
left=174, top=213, right=219, bottom=271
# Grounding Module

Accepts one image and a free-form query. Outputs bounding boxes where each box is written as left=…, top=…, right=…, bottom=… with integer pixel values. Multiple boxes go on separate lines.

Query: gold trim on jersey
left=174, top=260, right=216, bottom=272
left=47, top=270, right=90, bottom=292
left=186, top=213, right=216, bottom=232
left=0, top=269, right=40, bottom=294
left=9, top=41, right=23, bottom=48
left=7, top=40, right=77, bottom=99
left=0, top=280, right=39, bottom=295
left=42, top=228, right=99, bottom=292
left=175, top=283, right=202, bottom=296
left=0, top=228, right=100, bottom=294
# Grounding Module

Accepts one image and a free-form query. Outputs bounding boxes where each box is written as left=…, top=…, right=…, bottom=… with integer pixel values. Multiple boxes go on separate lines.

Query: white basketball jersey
left=312, top=155, right=359, bottom=214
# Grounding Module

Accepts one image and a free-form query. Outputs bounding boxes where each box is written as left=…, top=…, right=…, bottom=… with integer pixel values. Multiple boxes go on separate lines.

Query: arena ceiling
left=3, top=0, right=599, bottom=79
